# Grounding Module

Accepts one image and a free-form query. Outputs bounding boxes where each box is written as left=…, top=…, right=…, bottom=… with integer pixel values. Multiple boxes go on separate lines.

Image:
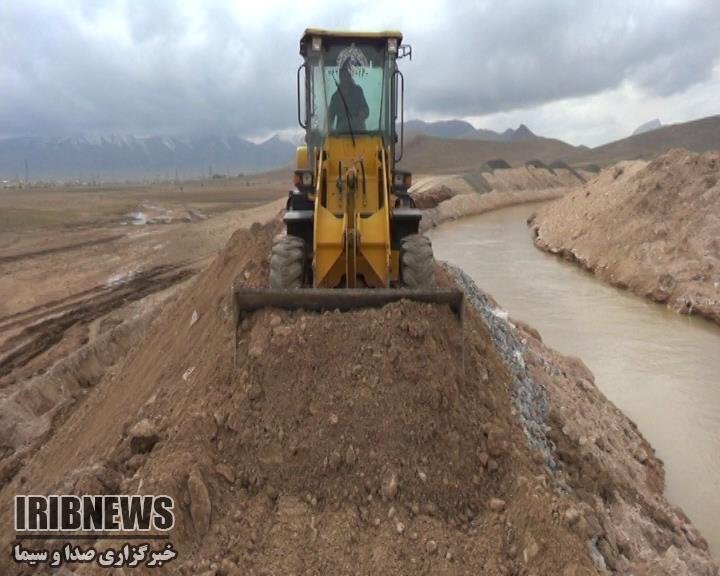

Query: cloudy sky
left=2, top=0, right=719, bottom=146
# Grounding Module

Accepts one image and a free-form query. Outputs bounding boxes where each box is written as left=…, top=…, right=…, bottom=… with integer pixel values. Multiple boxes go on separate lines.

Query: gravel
left=443, top=263, right=557, bottom=470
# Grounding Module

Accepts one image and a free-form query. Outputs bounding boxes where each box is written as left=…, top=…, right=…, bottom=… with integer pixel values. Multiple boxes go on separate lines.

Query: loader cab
left=284, top=29, right=420, bottom=290
left=297, top=30, right=409, bottom=165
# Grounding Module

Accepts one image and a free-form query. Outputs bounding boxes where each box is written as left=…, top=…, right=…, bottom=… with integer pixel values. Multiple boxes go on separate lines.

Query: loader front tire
left=269, top=234, right=306, bottom=289
left=400, top=234, right=435, bottom=288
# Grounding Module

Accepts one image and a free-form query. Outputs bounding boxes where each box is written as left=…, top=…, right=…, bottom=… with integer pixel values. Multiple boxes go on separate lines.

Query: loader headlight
left=294, top=169, right=313, bottom=189
left=388, top=38, right=398, bottom=55
left=311, top=36, right=322, bottom=52
left=393, top=170, right=412, bottom=190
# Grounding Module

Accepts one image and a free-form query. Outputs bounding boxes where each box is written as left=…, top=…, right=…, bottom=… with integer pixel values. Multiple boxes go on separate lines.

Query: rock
left=423, top=501, right=438, bottom=516
left=125, top=454, right=146, bottom=473
left=395, top=521, right=405, bottom=534
left=272, top=325, right=292, bottom=338
left=523, top=537, right=540, bottom=563
left=188, top=468, right=212, bottom=534
left=345, top=445, right=357, bottom=466
left=190, top=310, right=199, bottom=326
left=571, top=516, right=594, bottom=539
left=265, top=484, right=279, bottom=500
left=487, top=428, right=505, bottom=457
left=328, top=449, right=342, bottom=471
left=488, top=498, right=506, bottom=513
left=381, top=471, right=399, bottom=500
left=129, top=419, right=159, bottom=454
left=564, top=507, right=581, bottom=526
left=247, top=382, right=263, bottom=401
left=417, top=470, right=427, bottom=482
left=216, top=463, right=235, bottom=484
left=425, top=540, right=438, bottom=555
left=269, top=314, right=282, bottom=327
left=633, top=446, right=648, bottom=464
left=597, top=538, right=618, bottom=570
left=219, top=559, right=239, bottom=576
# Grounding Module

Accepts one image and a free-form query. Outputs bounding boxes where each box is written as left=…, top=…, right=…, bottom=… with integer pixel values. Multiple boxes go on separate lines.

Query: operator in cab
left=328, top=63, right=369, bottom=133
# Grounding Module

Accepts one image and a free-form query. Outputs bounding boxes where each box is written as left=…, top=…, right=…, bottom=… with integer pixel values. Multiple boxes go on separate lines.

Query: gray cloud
left=408, top=0, right=720, bottom=117
left=1, top=0, right=719, bottom=139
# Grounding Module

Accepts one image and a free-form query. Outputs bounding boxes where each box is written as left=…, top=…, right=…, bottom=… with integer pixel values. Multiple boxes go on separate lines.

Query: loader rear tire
left=269, top=234, right=306, bottom=289
left=400, top=234, right=435, bottom=288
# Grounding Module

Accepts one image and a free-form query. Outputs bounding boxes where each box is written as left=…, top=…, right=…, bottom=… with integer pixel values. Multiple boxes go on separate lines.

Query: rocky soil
left=531, top=149, right=720, bottom=325
left=0, top=215, right=717, bottom=574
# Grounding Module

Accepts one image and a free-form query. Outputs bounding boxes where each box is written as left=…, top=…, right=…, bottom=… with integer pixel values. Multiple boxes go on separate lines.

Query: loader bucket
left=232, top=288, right=464, bottom=325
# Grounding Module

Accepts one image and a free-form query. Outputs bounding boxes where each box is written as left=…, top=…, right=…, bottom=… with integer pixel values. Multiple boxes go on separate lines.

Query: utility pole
left=24, top=159, right=29, bottom=184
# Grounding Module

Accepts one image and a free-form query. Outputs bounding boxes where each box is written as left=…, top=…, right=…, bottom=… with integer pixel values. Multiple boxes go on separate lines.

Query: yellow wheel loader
left=235, top=29, right=462, bottom=319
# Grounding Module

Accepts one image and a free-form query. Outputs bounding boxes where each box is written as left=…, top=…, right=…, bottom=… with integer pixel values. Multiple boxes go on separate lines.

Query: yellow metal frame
left=311, top=136, right=394, bottom=288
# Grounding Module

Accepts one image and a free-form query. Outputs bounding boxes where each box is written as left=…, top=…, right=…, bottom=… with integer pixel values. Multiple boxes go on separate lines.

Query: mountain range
left=1, top=114, right=718, bottom=181
left=405, top=119, right=537, bottom=142
left=0, top=134, right=296, bottom=181
left=0, top=122, right=540, bottom=181
left=402, top=115, right=720, bottom=173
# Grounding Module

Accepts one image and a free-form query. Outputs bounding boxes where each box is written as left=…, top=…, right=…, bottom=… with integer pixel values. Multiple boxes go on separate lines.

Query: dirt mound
left=484, top=165, right=581, bottom=192
left=121, top=296, right=600, bottom=575
left=410, top=184, right=457, bottom=209
left=532, top=149, right=720, bottom=324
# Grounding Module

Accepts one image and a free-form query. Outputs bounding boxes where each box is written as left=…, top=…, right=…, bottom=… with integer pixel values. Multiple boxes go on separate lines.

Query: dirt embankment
left=420, top=188, right=567, bottom=231
left=530, top=149, right=720, bottom=325
left=0, top=218, right=717, bottom=575
left=411, top=165, right=584, bottom=231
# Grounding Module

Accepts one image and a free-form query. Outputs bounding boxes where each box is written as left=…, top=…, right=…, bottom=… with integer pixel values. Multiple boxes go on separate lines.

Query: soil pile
left=0, top=217, right=717, bottom=575
left=531, top=149, right=720, bottom=324
left=411, top=166, right=584, bottom=231
left=484, top=165, right=584, bottom=192
left=410, top=184, right=457, bottom=209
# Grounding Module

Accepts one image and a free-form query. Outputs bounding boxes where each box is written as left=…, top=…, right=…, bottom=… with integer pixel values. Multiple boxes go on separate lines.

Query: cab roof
left=301, top=28, right=403, bottom=45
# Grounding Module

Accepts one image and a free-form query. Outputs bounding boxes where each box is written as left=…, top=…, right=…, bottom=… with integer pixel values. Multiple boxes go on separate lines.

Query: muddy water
left=429, top=202, right=720, bottom=554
